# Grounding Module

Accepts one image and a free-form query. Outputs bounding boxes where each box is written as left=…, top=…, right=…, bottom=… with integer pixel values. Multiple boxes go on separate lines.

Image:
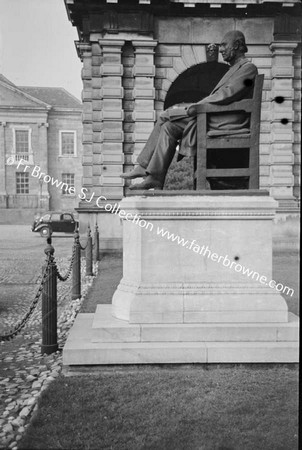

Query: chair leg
left=196, top=148, right=208, bottom=190
left=249, top=145, right=259, bottom=189
left=193, top=156, right=197, bottom=190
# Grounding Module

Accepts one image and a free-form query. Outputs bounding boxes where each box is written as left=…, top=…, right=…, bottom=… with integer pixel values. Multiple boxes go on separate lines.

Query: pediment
left=0, top=81, right=50, bottom=109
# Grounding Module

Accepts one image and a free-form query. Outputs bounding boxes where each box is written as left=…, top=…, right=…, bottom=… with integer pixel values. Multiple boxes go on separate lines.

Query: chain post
left=72, top=228, right=81, bottom=300
left=41, top=237, right=58, bottom=355
left=93, top=222, right=100, bottom=262
left=86, top=224, right=93, bottom=276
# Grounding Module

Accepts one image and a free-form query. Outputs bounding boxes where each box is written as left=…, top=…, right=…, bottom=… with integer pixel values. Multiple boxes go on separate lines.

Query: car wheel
left=40, top=227, right=51, bottom=237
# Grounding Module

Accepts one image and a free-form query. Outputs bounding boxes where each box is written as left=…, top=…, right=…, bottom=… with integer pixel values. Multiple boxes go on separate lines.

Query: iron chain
left=54, top=243, right=77, bottom=282
left=0, top=256, right=51, bottom=342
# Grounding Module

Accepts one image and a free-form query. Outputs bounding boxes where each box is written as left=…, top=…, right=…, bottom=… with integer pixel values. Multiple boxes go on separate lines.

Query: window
left=15, top=130, right=29, bottom=153
left=62, top=173, right=75, bottom=195
left=51, top=213, right=61, bottom=221
left=13, top=128, right=32, bottom=162
left=16, top=172, right=29, bottom=194
left=60, top=131, right=76, bottom=156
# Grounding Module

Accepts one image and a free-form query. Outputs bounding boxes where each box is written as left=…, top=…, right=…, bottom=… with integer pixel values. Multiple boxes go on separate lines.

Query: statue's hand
left=159, top=109, right=170, bottom=119
left=187, top=104, right=198, bottom=117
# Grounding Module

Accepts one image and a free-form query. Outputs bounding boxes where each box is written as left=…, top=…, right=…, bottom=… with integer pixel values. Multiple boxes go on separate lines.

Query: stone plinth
left=63, top=192, right=299, bottom=366
left=112, top=193, right=288, bottom=324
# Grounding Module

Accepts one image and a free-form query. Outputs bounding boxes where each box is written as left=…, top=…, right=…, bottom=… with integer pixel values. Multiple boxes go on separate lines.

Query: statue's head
left=219, top=31, right=248, bottom=64
left=206, top=43, right=219, bottom=62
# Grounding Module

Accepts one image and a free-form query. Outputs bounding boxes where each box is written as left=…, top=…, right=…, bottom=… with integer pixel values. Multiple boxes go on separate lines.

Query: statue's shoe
left=120, top=165, right=147, bottom=179
left=129, top=176, right=163, bottom=190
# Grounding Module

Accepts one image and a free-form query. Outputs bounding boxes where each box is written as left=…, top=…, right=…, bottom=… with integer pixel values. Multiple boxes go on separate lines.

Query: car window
left=42, top=214, right=50, bottom=221
left=51, top=213, right=61, bottom=221
left=63, top=214, right=73, bottom=221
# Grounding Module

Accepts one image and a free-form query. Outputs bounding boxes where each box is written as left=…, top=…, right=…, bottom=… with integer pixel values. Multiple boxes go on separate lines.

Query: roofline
left=57, top=87, right=82, bottom=106
left=18, top=86, right=82, bottom=106
left=0, top=106, right=50, bottom=112
left=50, top=107, right=82, bottom=114
left=0, top=79, right=52, bottom=109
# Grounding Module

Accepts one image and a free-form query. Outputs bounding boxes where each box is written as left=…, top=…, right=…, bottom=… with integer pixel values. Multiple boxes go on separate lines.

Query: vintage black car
left=31, top=211, right=79, bottom=237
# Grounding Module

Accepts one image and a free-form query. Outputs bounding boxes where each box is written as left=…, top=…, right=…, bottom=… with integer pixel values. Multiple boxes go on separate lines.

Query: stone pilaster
left=0, top=123, right=7, bottom=190
left=248, top=45, right=273, bottom=192
left=293, top=44, right=301, bottom=202
left=93, top=39, right=125, bottom=201
left=269, top=42, right=297, bottom=205
left=77, top=42, right=94, bottom=205
left=131, top=40, right=157, bottom=166
left=0, top=122, right=8, bottom=206
left=38, top=123, right=50, bottom=210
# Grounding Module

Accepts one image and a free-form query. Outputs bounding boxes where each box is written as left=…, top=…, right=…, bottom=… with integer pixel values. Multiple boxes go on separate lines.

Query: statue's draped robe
left=169, top=58, right=258, bottom=158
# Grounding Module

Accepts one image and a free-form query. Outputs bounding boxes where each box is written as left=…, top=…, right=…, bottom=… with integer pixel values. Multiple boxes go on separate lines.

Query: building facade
left=64, top=0, right=301, bottom=250
left=0, top=75, right=83, bottom=223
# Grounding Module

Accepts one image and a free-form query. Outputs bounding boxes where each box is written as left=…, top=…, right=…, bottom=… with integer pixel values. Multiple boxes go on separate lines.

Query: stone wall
left=0, top=114, right=49, bottom=212
left=0, top=108, right=83, bottom=221
left=47, top=110, right=83, bottom=211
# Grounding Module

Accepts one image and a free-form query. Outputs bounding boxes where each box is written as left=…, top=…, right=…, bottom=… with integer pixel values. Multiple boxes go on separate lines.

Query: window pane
left=62, top=173, right=75, bottom=195
left=15, top=130, right=29, bottom=153
left=16, top=172, right=29, bottom=194
left=61, top=132, right=75, bottom=155
left=62, top=214, right=73, bottom=221
left=51, top=214, right=61, bottom=221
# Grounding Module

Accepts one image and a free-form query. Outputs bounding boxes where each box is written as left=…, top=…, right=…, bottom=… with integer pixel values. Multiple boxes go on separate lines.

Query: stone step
left=91, top=305, right=298, bottom=343
left=62, top=312, right=299, bottom=366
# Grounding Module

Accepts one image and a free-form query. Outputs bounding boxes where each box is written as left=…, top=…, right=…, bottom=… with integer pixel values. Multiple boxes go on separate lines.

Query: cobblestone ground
left=0, top=226, right=97, bottom=449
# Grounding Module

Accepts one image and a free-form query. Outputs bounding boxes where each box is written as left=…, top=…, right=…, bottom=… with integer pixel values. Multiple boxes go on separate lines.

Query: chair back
left=195, top=73, right=264, bottom=190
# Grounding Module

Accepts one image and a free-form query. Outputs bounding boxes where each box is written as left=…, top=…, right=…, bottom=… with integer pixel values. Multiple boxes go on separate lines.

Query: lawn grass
left=19, top=366, right=298, bottom=450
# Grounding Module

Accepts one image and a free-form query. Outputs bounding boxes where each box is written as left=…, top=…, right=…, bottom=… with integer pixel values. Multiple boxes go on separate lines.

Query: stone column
left=269, top=42, right=297, bottom=206
left=94, top=39, right=125, bottom=202
left=131, top=40, right=157, bottom=167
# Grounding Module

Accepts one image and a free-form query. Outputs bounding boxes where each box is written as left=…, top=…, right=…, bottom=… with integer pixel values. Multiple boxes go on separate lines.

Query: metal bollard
left=93, top=223, right=100, bottom=262
left=72, top=229, right=81, bottom=300
left=41, top=237, right=58, bottom=355
left=86, top=224, right=93, bottom=276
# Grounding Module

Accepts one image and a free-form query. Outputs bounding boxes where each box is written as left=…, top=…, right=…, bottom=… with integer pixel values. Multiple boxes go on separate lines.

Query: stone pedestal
left=63, top=192, right=299, bottom=366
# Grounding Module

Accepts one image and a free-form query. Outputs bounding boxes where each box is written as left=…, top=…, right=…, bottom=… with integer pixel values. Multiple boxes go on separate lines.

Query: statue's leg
left=136, top=115, right=168, bottom=169
left=122, top=111, right=189, bottom=187
left=145, top=118, right=189, bottom=184
left=121, top=115, right=169, bottom=180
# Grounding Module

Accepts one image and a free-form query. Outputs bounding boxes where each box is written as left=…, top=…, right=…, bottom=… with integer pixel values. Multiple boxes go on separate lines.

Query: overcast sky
left=0, top=0, right=82, bottom=100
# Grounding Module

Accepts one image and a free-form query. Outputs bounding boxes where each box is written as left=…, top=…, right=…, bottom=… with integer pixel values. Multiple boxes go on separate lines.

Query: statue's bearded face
left=219, top=35, right=237, bottom=63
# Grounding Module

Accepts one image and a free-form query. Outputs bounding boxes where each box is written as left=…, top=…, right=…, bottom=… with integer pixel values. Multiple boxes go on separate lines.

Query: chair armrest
left=188, top=99, right=252, bottom=116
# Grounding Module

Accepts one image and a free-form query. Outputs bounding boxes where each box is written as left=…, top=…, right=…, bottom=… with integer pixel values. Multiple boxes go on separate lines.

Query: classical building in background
left=0, top=74, right=83, bottom=223
left=64, top=0, right=301, bottom=250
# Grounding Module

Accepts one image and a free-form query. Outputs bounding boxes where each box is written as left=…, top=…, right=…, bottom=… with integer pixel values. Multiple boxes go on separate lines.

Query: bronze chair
left=194, top=74, right=264, bottom=190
